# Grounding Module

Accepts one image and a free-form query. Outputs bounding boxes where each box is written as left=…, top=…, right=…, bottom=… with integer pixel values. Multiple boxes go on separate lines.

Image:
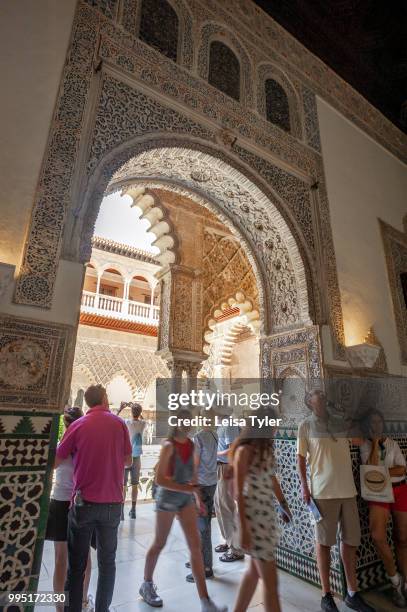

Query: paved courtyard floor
left=37, top=502, right=399, bottom=611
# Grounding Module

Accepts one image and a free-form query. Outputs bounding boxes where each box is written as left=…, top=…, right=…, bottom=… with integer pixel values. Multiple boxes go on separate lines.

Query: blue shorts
left=155, top=488, right=194, bottom=513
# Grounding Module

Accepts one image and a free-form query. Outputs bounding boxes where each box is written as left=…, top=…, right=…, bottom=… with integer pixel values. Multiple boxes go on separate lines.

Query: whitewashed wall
left=318, top=98, right=407, bottom=375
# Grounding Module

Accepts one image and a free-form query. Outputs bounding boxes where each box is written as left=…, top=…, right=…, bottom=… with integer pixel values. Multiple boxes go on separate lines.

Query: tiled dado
left=0, top=410, right=59, bottom=601
left=0, top=412, right=55, bottom=470
left=0, top=316, right=73, bottom=598
left=274, top=434, right=407, bottom=595
left=274, top=436, right=344, bottom=596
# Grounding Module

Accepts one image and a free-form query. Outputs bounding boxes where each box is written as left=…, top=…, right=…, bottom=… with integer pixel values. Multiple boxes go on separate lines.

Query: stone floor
left=37, top=502, right=400, bottom=611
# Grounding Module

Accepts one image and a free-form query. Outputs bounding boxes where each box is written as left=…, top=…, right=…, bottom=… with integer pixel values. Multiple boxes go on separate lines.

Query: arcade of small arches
left=82, top=241, right=161, bottom=324
left=136, top=0, right=294, bottom=133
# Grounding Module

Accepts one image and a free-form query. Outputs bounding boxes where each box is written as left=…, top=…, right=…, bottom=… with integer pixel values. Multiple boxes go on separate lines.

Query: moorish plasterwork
left=86, top=0, right=407, bottom=153
left=157, top=264, right=204, bottom=356
left=72, top=338, right=170, bottom=396
left=380, top=219, right=407, bottom=364
left=197, top=22, right=253, bottom=106
left=202, top=230, right=259, bottom=324
left=82, top=144, right=311, bottom=336
left=261, top=325, right=323, bottom=384
left=256, top=63, right=303, bottom=139
left=12, top=0, right=373, bottom=361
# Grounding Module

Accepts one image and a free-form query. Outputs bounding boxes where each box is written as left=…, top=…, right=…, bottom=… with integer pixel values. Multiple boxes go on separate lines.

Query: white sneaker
left=139, top=581, right=163, bottom=607
left=201, top=598, right=228, bottom=612
left=82, top=594, right=95, bottom=612
left=392, top=582, right=407, bottom=608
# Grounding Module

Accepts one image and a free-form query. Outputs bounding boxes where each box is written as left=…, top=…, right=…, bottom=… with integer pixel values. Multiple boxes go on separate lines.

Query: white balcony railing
left=81, top=291, right=159, bottom=325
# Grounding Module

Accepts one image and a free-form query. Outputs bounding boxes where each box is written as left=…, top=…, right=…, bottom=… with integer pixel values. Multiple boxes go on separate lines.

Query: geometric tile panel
left=0, top=411, right=57, bottom=595
left=0, top=472, right=45, bottom=591
left=0, top=439, right=49, bottom=469
left=275, top=547, right=343, bottom=595
left=0, top=415, right=52, bottom=435
left=274, top=437, right=344, bottom=594
left=273, top=435, right=407, bottom=594
left=357, top=563, right=387, bottom=592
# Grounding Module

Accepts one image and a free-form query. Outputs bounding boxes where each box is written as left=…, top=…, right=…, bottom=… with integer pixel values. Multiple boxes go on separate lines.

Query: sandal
left=214, top=543, right=229, bottom=553
left=219, top=551, right=244, bottom=562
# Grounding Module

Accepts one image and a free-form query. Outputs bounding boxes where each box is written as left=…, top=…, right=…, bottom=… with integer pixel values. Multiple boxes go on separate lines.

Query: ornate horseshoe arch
left=67, top=136, right=315, bottom=337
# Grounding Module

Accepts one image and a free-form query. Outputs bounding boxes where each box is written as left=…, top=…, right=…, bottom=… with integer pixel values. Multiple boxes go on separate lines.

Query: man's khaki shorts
left=124, top=456, right=141, bottom=486
left=314, top=497, right=361, bottom=547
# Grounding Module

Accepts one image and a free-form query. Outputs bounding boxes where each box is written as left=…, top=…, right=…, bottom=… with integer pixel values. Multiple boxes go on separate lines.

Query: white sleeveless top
left=52, top=456, right=74, bottom=501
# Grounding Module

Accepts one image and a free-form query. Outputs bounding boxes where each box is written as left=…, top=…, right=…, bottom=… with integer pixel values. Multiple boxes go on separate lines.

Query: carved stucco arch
left=256, top=63, right=303, bottom=140
left=71, top=363, right=94, bottom=389
left=204, top=290, right=260, bottom=348
left=216, top=319, right=256, bottom=367
left=71, top=136, right=314, bottom=336
left=106, top=177, right=270, bottom=332
left=110, top=369, right=139, bottom=398
left=202, top=315, right=258, bottom=375
left=197, top=22, right=254, bottom=106
left=124, top=185, right=180, bottom=265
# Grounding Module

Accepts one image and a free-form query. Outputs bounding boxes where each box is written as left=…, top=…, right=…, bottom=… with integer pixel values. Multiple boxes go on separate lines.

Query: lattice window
left=265, top=79, right=290, bottom=132
left=139, top=0, right=179, bottom=62
left=208, top=41, right=240, bottom=101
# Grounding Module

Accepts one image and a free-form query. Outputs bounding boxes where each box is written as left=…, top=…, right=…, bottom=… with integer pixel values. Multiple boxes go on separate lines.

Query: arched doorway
left=62, top=142, right=324, bottom=589
left=6, top=138, right=326, bottom=596
left=66, top=140, right=315, bottom=337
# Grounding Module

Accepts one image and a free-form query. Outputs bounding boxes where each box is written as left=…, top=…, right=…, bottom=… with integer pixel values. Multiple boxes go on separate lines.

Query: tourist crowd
left=46, top=384, right=407, bottom=612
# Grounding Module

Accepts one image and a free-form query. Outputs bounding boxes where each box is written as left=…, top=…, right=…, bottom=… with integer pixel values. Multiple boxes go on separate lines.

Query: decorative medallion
left=0, top=340, right=47, bottom=388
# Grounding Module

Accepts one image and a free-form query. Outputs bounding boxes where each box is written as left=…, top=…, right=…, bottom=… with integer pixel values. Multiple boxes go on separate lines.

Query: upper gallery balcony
left=81, top=291, right=160, bottom=324
left=80, top=237, right=161, bottom=328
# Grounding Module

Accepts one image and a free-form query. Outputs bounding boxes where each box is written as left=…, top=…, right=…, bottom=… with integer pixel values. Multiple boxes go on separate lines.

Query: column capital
left=186, top=362, right=203, bottom=378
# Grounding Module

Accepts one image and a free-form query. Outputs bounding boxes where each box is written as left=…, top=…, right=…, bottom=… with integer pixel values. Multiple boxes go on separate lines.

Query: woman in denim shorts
left=139, top=409, right=227, bottom=612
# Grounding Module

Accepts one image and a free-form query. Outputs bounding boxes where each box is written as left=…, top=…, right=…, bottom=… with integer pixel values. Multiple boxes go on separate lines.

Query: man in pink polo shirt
left=56, top=384, right=131, bottom=612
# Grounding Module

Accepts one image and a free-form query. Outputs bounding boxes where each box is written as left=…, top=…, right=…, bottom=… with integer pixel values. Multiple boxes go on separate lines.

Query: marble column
left=166, top=358, right=184, bottom=395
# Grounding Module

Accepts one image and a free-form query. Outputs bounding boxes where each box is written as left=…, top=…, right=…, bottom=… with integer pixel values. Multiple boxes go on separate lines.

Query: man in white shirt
left=121, top=402, right=146, bottom=519
left=297, top=389, right=375, bottom=612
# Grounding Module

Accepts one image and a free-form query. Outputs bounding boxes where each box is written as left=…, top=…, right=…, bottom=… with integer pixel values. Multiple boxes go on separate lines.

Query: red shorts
left=369, top=483, right=407, bottom=512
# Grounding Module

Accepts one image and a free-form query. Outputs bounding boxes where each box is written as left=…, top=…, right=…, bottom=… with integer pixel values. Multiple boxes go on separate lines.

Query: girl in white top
left=360, top=409, right=407, bottom=608
left=46, top=406, right=93, bottom=612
